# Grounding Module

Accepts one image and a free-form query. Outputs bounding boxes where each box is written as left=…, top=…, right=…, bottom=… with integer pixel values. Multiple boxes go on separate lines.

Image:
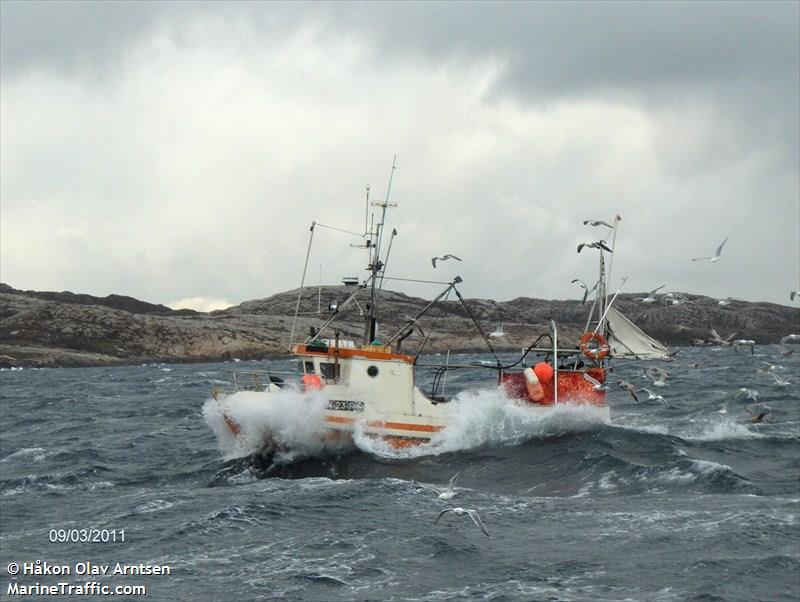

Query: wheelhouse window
left=320, top=362, right=340, bottom=380
left=304, top=361, right=315, bottom=374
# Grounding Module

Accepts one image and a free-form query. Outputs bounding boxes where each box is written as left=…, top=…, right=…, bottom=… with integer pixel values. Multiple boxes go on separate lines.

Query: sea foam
left=354, top=386, right=608, bottom=459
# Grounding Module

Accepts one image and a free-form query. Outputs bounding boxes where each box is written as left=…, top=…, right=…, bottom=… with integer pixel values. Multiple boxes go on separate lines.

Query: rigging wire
left=452, top=286, right=501, bottom=366
left=315, top=222, right=365, bottom=238
left=289, top=222, right=316, bottom=350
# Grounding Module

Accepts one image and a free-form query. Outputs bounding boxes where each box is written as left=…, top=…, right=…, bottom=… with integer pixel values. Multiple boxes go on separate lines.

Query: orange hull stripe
left=373, top=420, right=443, bottom=433
left=292, top=344, right=416, bottom=364
left=323, top=415, right=443, bottom=433
left=324, top=415, right=354, bottom=425
left=383, top=435, right=429, bottom=449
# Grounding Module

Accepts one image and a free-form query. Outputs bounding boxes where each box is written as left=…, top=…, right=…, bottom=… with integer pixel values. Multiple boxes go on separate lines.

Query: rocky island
left=0, top=282, right=797, bottom=368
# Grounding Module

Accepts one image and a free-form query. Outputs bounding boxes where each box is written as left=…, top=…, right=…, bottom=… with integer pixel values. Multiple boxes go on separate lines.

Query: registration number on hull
left=327, top=400, right=365, bottom=412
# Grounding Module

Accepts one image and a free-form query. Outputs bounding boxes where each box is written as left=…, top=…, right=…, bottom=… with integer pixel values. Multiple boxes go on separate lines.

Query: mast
left=597, top=252, right=607, bottom=333
left=362, top=157, right=397, bottom=345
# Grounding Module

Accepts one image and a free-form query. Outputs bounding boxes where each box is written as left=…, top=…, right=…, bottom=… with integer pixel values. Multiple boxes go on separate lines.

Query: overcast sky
left=2, top=1, right=798, bottom=310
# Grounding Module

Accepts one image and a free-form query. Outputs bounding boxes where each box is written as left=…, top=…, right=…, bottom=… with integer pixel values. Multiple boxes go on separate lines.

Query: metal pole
left=442, top=349, right=450, bottom=401
left=289, top=222, right=316, bottom=350
left=310, top=277, right=372, bottom=343
left=385, top=280, right=457, bottom=345
left=550, top=320, right=558, bottom=405
left=593, top=276, right=628, bottom=334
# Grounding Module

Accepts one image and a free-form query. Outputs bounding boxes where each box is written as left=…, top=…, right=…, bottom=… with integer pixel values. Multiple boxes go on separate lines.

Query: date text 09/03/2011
left=49, top=529, right=125, bottom=544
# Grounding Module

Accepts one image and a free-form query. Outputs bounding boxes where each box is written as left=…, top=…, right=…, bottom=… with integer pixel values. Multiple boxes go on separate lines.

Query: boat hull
left=215, top=389, right=611, bottom=452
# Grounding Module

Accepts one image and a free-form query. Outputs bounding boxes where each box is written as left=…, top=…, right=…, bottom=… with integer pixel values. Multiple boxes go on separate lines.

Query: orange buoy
left=533, top=361, right=554, bottom=384
left=523, top=367, right=545, bottom=402
left=579, top=331, right=610, bottom=361
left=301, top=373, right=323, bottom=391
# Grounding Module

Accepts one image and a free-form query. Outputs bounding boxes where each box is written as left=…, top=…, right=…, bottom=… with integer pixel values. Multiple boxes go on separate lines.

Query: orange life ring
left=579, top=331, right=610, bottom=361
left=301, top=373, right=323, bottom=391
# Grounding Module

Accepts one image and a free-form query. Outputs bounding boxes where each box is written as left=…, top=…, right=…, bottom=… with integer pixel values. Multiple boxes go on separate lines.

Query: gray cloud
left=1, top=1, right=797, bottom=307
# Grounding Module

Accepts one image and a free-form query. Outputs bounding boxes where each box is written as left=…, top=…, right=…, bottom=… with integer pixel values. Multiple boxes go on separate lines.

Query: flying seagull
left=434, top=507, right=490, bottom=537
left=431, top=254, right=462, bottom=268
left=732, top=339, right=756, bottom=354
left=616, top=380, right=639, bottom=401
left=414, top=471, right=464, bottom=500
left=637, top=388, right=669, bottom=408
left=582, top=372, right=608, bottom=391
left=577, top=241, right=613, bottom=254
left=708, top=328, right=737, bottom=346
left=487, top=322, right=505, bottom=338
left=571, top=278, right=598, bottom=304
left=645, top=366, right=669, bottom=387
left=583, top=219, right=613, bottom=228
left=769, top=372, right=791, bottom=387
left=780, top=334, right=800, bottom=346
left=638, top=285, right=666, bottom=303
left=732, top=388, right=760, bottom=402
left=692, top=237, right=728, bottom=263
left=772, top=335, right=799, bottom=357
left=401, top=314, right=426, bottom=337
left=755, top=362, right=777, bottom=375
left=744, top=406, right=769, bottom=424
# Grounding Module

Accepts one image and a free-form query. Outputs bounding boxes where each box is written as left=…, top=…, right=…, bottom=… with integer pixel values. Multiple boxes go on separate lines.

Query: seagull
left=744, top=406, right=769, bottom=424
left=773, top=334, right=799, bottom=357
left=431, top=254, right=462, bottom=268
left=582, top=372, right=608, bottom=391
left=755, top=362, right=778, bottom=375
left=487, top=322, right=505, bottom=338
left=571, top=278, right=598, bottom=304
left=414, top=471, right=463, bottom=500
left=616, top=380, right=639, bottom=401
left=780, top=334, right=800, bottom=346
left=637, top=285, right=666, bottom=303
left=664, top=292, right=690, bottom=306
left=583, top=219, right=613, bottom=228
left=732, top=339, right=755, bottom=354
left=434, top=507, right=490, bottom=537
left=645, top=366, right=669, bottom=387
left=401, top=314, right=426, bottom=337
left=691, top=237, right=728, bottom=263
left=769, top=373, right=791, bottom=387
left=732, top=388, right=760, bottom=402
left=637, top=388, right=669, bottom=408
left=577, top=241, right=613, bottom=254
left=708, top=328, right=737, bottom=346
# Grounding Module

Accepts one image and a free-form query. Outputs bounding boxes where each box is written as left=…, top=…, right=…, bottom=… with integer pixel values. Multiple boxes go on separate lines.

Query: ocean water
left=1, top=347, right=798, bottom=601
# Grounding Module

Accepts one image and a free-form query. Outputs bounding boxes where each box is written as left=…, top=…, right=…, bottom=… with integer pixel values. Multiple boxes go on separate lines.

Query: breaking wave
left=353, top=386, right=609, bottom=459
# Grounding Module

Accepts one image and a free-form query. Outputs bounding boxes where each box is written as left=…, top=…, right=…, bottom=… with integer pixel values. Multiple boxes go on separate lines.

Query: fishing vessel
left=208, top=176, right=670, bottom=456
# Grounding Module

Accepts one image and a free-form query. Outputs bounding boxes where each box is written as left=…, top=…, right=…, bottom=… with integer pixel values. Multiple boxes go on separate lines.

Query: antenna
left=364, top=184, right=370, bottom=237
left=375, top=155, right=397, bottom=259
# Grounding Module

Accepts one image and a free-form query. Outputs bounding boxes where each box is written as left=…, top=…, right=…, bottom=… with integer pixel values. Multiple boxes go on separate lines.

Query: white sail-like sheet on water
left=605, top=306, right=672, bottom=360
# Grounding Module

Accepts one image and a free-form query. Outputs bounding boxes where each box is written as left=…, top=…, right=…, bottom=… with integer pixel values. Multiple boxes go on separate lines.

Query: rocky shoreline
left=1, top=283, right=797, bottom=369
